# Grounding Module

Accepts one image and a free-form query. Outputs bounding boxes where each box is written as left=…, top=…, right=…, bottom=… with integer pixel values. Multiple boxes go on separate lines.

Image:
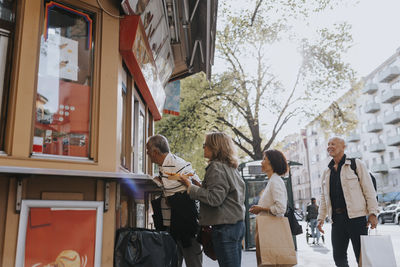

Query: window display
left=33, top=1, right=95, bottom=157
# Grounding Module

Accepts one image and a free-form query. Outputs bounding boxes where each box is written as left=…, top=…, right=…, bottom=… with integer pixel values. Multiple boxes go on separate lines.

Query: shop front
left=0, top=0, right=217, bottom=266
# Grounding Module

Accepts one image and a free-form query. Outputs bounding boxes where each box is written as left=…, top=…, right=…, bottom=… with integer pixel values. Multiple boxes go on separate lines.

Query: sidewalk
left=201, top=221, right=400, bottom=266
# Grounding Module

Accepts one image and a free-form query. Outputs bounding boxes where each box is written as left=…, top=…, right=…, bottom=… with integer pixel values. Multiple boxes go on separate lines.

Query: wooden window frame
left=30, top=0, right=102, bottom=160
left=0, top=1, right=17, bottom=152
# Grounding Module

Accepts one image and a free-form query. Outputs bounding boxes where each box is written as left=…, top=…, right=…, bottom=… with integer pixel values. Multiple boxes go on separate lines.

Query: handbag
left=256, top=214, right=297, bottom=267
left=285, top=206, right=303, bottom=235
left=360, top=230, right=397, bottom=267
left=196, top=226, right=217, bottom=261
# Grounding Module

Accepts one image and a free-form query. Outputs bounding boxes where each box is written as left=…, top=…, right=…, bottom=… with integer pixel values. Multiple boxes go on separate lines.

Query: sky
left=213, top=0, right=400, bottom=141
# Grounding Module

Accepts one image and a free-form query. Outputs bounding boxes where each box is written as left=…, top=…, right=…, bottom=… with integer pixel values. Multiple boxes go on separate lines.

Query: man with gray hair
left=146, top=134, right=202, bottom=267
left=318, top=137, right=378, bottom=267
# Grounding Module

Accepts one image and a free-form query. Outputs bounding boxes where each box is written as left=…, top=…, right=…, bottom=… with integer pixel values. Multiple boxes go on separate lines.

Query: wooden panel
left=0, top=177, right=9, bottom=265
left=41, top=192, right=84, bottom=200
left=97, top=180, right=116, bottom=266
left=1, top=178, right=19, bottom=267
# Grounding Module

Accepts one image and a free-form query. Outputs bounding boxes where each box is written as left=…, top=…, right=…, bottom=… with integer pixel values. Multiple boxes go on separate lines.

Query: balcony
left=381, top=89, right=400, bottom=103
left=368, top=143, right=386, bottom=153
left=346, top=133, right=360, bottom=142
left=389, top=158, right=400, bottom=168
left=364, top=102, right=380, bottom=113
left=346, top=151, right=362, bottom=158
left=387, top=134, right=400, bottom=146
left=362, top=83, right=378, bottom=94
left=379, top=66, right=400, bottom=83
left=366, top=122, right=383, bottom=133
left=371, top=163, right=389, bottom=173
left=383, top=111, right=400, bottom=125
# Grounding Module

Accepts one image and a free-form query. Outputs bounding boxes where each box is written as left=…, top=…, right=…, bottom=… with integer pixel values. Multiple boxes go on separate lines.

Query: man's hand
left=191, top=179, right=202, bottom=187
left=317, top=220, right=325, bottom=234
left=178, top=174, right=191, bottom=188
left=367, top=214, right=378, bottom=229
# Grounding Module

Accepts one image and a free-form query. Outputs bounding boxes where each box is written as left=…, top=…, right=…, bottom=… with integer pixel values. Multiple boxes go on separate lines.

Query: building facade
left=0, top=0, right=217, bottom=265
left=347, top=47, right=400, bottom=202
left=281, top=131, right=312, bottom=212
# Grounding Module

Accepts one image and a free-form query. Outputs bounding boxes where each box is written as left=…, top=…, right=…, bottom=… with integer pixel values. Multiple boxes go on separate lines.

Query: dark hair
left=311, top=197, right=316, bottom=201
left=263, top=149, right=288, bottom=176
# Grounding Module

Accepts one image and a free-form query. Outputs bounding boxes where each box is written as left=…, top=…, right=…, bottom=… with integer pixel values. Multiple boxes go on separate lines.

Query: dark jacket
left=151, top=191, right=199, bottom=248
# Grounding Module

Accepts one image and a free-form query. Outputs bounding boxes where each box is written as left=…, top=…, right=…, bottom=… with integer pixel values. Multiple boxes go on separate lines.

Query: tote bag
left=360, top=233, right=397, bottom=267
left=255, top=214, right=297, bottom=267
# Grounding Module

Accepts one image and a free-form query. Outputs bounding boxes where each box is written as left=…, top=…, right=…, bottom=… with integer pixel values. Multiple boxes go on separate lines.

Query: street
left=200, top=221, right=400, bottom=267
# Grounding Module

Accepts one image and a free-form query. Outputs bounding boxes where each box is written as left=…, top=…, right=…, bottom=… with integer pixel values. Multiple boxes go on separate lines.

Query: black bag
left=196, top=226, right=217, bottom=261
left=285, top=206, right=303, bottom=235
left=114, top=228, right=178, bottom=267
left=349, top=158, right=378, bottom=200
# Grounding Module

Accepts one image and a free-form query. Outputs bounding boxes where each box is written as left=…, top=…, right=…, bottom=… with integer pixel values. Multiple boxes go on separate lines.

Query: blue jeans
left=310, top=218, right=320, bottom=242
left=211, top=220, right=245, bottom=267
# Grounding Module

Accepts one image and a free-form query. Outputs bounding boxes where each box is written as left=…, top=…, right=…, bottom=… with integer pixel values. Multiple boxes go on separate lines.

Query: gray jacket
left=188, top=160, right=245, bottom=226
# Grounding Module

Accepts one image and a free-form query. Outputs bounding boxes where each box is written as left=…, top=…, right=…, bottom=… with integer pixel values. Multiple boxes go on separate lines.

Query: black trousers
left=331, top=213, right=367, bottom=267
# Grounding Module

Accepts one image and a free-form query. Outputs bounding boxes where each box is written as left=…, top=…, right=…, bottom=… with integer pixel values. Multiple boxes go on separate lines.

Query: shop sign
left=120, top=15, right=165, bottom=120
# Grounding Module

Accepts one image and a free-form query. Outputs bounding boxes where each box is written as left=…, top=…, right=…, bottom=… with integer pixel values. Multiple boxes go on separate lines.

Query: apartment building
left=281, top=131, right=312, bottom=211
left=346, top=48, right=400, bottom=202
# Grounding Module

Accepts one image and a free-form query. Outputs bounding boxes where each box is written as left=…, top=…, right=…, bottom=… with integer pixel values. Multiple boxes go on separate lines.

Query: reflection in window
left=33, top=1, right=94, bottom=157
left=121, top=80, right=127, bottom=168
left=138, top=110, right=145, bottom=173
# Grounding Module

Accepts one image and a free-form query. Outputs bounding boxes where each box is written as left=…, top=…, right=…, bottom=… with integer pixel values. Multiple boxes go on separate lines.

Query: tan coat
left=318, top=158, right=379, bottom=221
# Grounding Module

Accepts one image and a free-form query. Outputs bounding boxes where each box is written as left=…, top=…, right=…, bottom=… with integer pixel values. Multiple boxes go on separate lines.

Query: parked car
left=377, top=203, right=400, bottom=224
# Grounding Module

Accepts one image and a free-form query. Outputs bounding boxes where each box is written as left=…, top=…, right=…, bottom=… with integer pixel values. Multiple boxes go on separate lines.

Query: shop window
left=121, top=74, right=128, bottom=169
left=32, top=1, right=95, bottom=158
left=0, top=0, right=16, bottom=151
left=137, top=104, right=146, bottom=173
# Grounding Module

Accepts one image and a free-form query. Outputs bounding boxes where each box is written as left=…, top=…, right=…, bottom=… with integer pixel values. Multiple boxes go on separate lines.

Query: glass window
left=395, top=103, right=400, bottom=112
left=138, top=108, right=145, bottom=173
left=32, top=1, right=95, bottom=157
left=121, top=69, right=128, bottom=168
left=0, top=0, right=16, bottom=150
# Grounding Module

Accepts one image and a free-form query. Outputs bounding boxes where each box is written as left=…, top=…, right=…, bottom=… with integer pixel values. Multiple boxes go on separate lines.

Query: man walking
left=306, top=197, right=320, bottom=244
left=318, top=137, right=378, bottom=267
left=146, top=134, right=202, bottom=267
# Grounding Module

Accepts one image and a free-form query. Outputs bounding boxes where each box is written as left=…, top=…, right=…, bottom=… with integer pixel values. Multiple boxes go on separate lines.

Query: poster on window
left=42, top=34, right=78, bottom=81
left=15, top=200, right=103, bottom=267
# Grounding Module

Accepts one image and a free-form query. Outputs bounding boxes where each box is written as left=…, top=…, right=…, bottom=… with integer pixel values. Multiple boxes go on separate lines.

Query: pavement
left=198, top=221, right=400, bottom=267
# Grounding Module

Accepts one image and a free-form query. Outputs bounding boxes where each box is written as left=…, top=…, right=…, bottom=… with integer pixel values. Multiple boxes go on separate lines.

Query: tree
left=158, top=0, right=358, bottom=163
left=204, top=1, right=356, bottom=160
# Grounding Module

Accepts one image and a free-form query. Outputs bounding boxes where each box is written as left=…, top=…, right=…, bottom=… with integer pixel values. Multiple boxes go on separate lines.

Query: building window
left=395, top=103, right=400, bottom=112
left=120, top=67, right=133, bottom=170
left=389, top=152, right=394, bottom=161
left=32, top=1, right=96, bottom=158
left=0, top=0, right=16, bottom=151
left=380, top=155, right=385, bottom=164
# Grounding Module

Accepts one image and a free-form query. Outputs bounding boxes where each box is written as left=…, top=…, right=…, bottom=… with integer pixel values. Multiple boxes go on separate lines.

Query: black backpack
left=349, top=158, right=378, bottom=199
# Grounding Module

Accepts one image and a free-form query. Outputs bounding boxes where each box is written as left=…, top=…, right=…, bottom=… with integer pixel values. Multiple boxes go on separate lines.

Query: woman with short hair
left=179, top=131, right=246, bottom=267
left=249, top=149, right=288, bottom=216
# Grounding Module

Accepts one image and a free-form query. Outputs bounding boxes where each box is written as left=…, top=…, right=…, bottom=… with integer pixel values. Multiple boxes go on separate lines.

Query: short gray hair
left=329, top=136, right=346, bottom=146
left=147, top=134, right=170, bottom=154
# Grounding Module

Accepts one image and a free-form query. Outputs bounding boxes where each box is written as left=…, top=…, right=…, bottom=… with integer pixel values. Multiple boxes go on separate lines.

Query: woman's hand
left=249, top=205, right=269, bottom=215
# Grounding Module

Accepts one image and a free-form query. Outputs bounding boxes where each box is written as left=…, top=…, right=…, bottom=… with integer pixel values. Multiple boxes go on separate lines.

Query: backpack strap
left=349, top=158, right=359, bottom=180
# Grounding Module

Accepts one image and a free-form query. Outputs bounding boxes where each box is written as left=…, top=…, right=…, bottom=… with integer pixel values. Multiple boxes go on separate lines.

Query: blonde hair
left=205, top=132, right=238, bottom=168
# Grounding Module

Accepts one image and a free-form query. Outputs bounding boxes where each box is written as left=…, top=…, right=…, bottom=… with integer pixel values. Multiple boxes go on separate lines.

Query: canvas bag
left=360, top=231, right=397, bottom=267
left=255, top=213, right=297, bottom=267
